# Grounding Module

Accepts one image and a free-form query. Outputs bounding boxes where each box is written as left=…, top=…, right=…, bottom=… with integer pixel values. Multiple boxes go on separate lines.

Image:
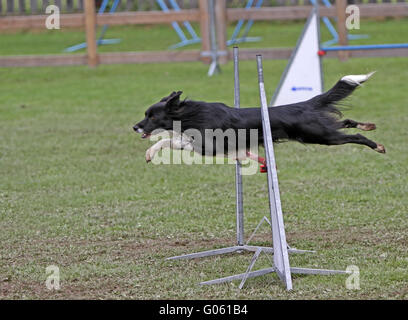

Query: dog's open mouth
left=141, top=132, right=151, bottom=139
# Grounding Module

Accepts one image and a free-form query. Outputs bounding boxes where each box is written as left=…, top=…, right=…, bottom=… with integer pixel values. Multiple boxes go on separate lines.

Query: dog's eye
left=150, top=116, right=155, bottom=120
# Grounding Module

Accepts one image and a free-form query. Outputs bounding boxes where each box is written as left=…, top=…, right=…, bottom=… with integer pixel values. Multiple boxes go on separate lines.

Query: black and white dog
left=133, top=72, right=385, bottom=163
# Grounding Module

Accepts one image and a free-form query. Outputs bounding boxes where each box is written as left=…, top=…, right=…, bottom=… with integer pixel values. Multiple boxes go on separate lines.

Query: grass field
left=1, top=18, right=408, bottom=299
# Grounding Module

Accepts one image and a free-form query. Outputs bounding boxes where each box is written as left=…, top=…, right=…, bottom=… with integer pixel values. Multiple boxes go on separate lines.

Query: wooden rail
left=2, top=47, right=408, bottom=68
left=0, top=10, right=202, bottom=30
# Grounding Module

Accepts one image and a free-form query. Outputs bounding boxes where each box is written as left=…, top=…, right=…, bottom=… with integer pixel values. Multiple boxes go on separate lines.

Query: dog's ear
left=160, top=92, right=174, bottom=102
left=164, top=91, right=183, bottom=110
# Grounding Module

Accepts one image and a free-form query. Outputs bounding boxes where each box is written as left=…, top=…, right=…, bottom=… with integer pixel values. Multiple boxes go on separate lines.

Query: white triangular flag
left=270, top=8, right=323, bottom=106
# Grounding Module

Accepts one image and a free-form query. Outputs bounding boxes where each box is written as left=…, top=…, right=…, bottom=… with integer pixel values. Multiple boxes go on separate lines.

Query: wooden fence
left=1, top=0, right=407, bottom=15
left=0, top=0, right=407, bottom=67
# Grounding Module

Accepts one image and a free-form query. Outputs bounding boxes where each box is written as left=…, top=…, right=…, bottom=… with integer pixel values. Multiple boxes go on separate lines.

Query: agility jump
left=133, top=41, right=386, bottom=288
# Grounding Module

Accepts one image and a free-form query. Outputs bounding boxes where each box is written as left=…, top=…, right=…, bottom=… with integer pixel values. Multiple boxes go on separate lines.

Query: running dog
left=133, top=72, right=385, bottom=163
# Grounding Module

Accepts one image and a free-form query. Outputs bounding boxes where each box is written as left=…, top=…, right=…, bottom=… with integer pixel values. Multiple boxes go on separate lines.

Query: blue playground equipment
left=227, top=0, right=263, bottom=46
left=310, top=0, right=408, bottom=54
left=64, top=0, right=122, bottom=52
left=156, top=0, right=201, bottom=49
left=310, top=0, right=369, bottom=47
left=159, top=0, right=263, bottom=49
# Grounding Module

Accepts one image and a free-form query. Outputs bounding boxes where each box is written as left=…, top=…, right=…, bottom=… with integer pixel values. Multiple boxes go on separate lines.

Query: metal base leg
left=166, top=243, right=314, bottom=261
left=239, top=248, right=262, bottom=289
left=200, top=266, right=351, bottom=286
left=246, top=216, right=315, bottom=254
left=166, top=246, right=243, bottom=261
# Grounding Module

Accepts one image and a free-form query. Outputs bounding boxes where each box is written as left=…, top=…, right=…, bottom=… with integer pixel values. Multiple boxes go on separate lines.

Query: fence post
left=42, top=0, right=50, bottom=12
left=199, top=0, right=211, bottom=64
left=336, top=0, right=349, bottom=61
left=6, top=0, right=14, bottom=13
left=18, top=0, right=26, bottom=14
left=215, top=0, right=228, bottom=64
left=84, top=0, right=99, bottom=67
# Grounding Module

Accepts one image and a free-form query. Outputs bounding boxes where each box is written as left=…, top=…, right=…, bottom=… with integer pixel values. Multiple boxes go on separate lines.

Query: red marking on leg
left=246, top=151, right=267, bottom=173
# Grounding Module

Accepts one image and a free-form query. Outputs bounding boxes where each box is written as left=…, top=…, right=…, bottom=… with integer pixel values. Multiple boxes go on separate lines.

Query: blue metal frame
left=311, top=0, right=408, bottom=53
left=321, top=43, right=408, bottom=51
left=227, top=0, right=263, bottom=46
left=156, top=0, right=201, bottom=49
left=64, top=0, right=121, bottom=53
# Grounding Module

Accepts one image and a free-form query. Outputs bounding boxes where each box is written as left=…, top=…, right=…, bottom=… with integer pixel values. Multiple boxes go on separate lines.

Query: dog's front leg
left=145, top=139, right=171, bottom=163
left=145, top=137, right=194, bottom=163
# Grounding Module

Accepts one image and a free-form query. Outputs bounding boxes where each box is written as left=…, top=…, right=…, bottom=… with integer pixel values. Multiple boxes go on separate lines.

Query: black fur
left=134, top=78, right=385, bottom=155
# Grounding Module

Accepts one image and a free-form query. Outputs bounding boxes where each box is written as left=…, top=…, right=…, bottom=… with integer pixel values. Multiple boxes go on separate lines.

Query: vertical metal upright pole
left=256, top=55, right=292, bottom=290
left=233, top=47, right=244, bottom=246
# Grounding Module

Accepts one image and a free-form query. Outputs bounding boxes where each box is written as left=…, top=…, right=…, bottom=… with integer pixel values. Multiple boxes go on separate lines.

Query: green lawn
left=0, top=19, right=408, bottom=299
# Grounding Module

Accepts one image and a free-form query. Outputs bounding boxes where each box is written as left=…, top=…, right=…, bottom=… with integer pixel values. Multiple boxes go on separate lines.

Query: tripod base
left=167, top=243, right=348, bottom=289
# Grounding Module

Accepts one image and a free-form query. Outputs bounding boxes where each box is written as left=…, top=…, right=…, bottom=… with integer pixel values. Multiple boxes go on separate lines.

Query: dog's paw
left=357, top=122, right=376, bottom=131
left=145, top=147, right=156, bottom=163
left=374, top=144, right=386, bottom=154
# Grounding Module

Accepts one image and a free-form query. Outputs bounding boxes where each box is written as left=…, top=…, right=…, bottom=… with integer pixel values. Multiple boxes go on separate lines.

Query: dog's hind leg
left=339, top=119, right=376, bottom=131
left=325, top=133, right=385, bottom=153
left=245, top=151, right=266, bottom=165
left=245, top=151, right=273, bottom=173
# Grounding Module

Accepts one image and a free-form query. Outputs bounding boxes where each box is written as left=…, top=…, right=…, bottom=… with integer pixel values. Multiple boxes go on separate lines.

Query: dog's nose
left=133, top=125, right=139, bottom=132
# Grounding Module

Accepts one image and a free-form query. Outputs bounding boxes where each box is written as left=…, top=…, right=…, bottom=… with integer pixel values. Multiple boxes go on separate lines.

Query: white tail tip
left=341, top=71, right=376, bottom=86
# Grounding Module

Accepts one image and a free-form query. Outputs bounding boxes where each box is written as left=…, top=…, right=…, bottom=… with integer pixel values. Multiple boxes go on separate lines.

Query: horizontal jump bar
left=321, top=43, right=408, bottom=51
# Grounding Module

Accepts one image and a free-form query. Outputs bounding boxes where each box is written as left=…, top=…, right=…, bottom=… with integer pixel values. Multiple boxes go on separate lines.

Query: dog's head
left=133, top=91, right=183, bottom=139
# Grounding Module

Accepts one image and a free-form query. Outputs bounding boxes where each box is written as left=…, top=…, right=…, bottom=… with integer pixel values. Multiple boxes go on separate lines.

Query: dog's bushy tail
left=310, top=72, right=375, bottom=115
